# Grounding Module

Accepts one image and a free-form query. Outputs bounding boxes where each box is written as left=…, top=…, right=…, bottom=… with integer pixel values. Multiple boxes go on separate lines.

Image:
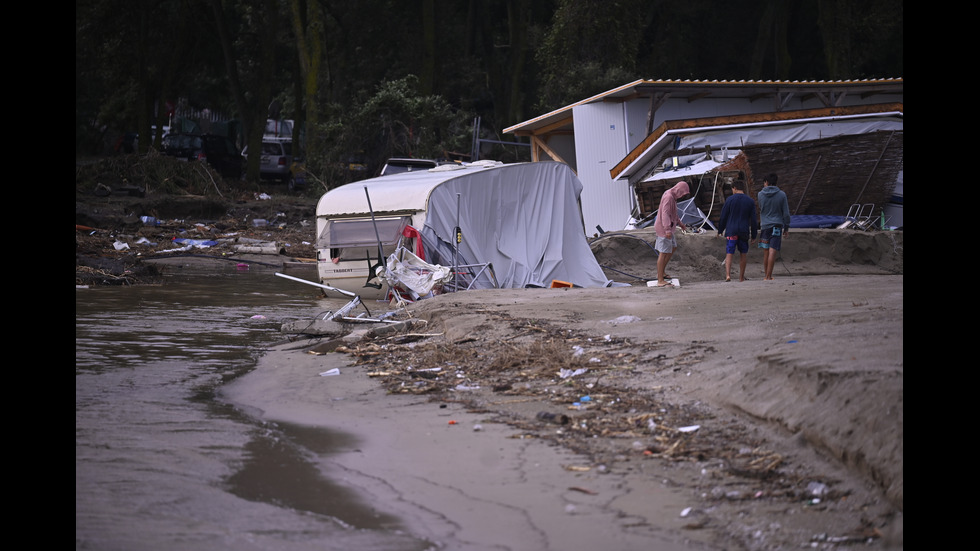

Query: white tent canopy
left=316, top=161, right=615, bottom=291
left=419, top=162, right=612, bottom=289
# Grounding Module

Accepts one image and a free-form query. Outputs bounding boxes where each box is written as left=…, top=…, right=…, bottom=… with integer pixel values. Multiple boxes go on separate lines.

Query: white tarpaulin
left=382, top=248, right=453, bottom=298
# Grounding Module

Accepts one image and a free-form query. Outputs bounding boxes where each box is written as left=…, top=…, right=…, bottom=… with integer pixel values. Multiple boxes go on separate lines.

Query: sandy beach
left=221, top=229, right=903, bottom=551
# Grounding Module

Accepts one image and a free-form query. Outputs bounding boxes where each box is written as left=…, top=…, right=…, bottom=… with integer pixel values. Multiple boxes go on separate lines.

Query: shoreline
left=222, top=273, right=903, bottom=550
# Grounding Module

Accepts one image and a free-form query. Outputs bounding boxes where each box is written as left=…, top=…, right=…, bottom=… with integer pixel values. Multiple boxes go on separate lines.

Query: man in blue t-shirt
left=717, top=179, right=759, bottom=282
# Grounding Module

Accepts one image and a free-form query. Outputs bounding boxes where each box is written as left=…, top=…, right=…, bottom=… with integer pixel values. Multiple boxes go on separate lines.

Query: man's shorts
left=655, top=235, right=678, bottom=254
left=725, top=235, right=749, bottom=255
left=759, top=226, right=783, bottom=251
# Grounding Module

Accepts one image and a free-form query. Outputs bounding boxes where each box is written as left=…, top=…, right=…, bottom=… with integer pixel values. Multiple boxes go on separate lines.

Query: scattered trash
left=559, top=368, right=588, bottom=379
left=250, top=314, right=266, bottom=319
left=454, top=384, right=480, bottom=391
left=677, top=425, right=700, bottom=433
left=448, top=420, right=458, bottom=425
left=536, top=411, right=570, bottom=425
left=579, top=396, right=592, bottom=402
left=254, top=193, right=272, bottom=200
left=140, top=216, right=160, bottom=226
left=113, top=240, right=130, bottom=250
left=656, top=316, right=673, bottom=321
left=473, top=424, right=483, bottom=431
left=680, top=507, right=693, bottom=517
left=252, top=219, right=268, bottom=227
left=234, top=244, right=282, bottom=254
left=173, top=238, right=217, bottom=248
left=604, top=315, right=640, bottom=325
left=571, top=345, right=585, bottom=357
left=319, top=368, right=340, bottom=377
left=807, top=481, right=829, bottom=497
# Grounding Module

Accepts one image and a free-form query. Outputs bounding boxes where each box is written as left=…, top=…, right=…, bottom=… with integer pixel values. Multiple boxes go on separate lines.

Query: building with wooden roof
left=503, top=79, right=904, bottom=233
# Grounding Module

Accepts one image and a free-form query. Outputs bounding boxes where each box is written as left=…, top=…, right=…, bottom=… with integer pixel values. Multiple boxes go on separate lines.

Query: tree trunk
left=290, top=0, right=327, bottom=178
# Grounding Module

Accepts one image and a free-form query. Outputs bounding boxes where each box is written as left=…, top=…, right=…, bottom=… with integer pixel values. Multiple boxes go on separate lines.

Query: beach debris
left=319, top=368, right=340, bottom=376
left=603, top=315, right=641, bottom=325
left=568, top=486, right=598, bottom=495
left=677, top=425, right=700, bottom=433
left=572, top=345, right=585, bottom=357
left=173, top=238, right=218, bottom=247
left=328, top=296, right=362, bottom=321
left=807, top=481, right=829, bottom=497
left=381, top=248, right=453, bottom=300
left=536, top=411, right=570, bottom=425
left=113, top=240, right=130, bottom=250
left=559, top=367, right=588, bottom=379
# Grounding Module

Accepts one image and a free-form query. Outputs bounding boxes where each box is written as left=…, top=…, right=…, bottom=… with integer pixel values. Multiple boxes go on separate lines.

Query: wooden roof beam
left=531, top=135, right=568, bottom=165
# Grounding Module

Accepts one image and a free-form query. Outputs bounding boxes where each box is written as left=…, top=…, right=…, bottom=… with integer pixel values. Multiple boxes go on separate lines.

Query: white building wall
left=564, top=90, right=904, bottom=235
left=572, top=102, right=635, bottom=234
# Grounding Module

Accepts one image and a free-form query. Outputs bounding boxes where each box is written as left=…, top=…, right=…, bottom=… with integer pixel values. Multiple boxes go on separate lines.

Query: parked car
left=160, top=133, right=243, bottom=178
left=242, top=139, right=293, bottom=182
left=287, top=159, right=308, bottom=192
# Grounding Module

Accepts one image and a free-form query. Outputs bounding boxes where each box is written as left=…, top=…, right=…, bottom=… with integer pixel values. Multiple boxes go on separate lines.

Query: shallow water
left=75, top=264, right=433, bottom=551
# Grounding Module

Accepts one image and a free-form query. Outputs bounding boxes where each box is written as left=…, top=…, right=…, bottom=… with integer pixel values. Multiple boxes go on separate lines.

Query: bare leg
left=724, top=253, right=733, bottom=281
left=764, top=249, right=777, bottom=280
left=657, top=251, right=673, bottom=285
left=738, top=252, right=748, bottom=281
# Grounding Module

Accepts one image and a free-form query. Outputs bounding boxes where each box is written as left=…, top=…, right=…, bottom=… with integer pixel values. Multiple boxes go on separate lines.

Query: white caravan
left=314, top=161, right=613, bottom=300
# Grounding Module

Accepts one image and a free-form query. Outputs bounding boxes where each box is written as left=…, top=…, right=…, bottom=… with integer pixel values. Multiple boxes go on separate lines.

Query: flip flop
left=725, top=277, right=731, bottom=282
left=656, top=282, right=674, bottom=287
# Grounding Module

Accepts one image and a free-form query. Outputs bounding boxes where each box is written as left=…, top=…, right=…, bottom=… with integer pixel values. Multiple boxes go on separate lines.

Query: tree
left=535, top=0, right=647, bottom=112
left=210, top=0, right=282, bottom=181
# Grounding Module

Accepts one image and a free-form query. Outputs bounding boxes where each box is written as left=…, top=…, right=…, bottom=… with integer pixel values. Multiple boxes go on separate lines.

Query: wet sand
left=222, top=268, right=903, bottom=550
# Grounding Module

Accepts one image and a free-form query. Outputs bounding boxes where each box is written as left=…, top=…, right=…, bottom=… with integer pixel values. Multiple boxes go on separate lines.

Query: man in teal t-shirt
left=758, top=173, right=791, bottom=281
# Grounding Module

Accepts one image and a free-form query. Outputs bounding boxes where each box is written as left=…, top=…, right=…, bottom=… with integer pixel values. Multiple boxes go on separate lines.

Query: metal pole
left=454, top=193, right=461, bottom=291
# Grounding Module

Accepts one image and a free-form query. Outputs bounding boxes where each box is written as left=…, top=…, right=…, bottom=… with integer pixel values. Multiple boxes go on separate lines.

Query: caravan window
left=318, top=216, right=411, bottom=260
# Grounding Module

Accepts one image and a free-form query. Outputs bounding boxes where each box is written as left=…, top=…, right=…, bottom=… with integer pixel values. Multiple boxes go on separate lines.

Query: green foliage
left=75, top=152, right=244, bottom=198
left=77, top=0, right=902, bottom=161
left=307, top=75, right=473, bottom=187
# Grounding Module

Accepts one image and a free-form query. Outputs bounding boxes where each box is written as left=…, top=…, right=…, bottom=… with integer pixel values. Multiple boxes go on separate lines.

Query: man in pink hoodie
left=653, top=181, right=690, bottom=287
